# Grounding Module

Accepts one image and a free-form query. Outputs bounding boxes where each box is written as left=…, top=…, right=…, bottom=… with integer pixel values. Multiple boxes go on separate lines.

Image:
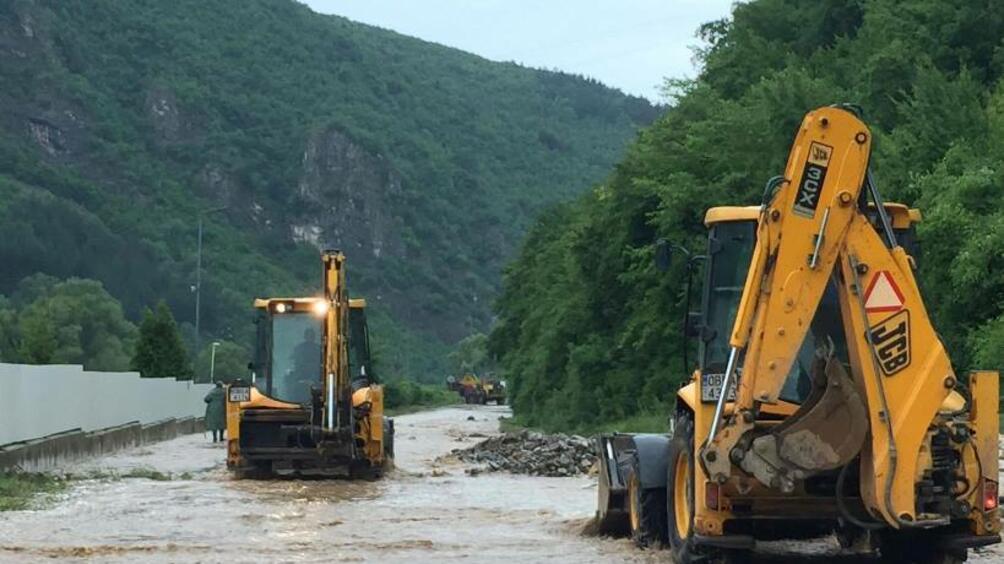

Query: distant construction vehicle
left=225, top=251, right=393, bottom=479
left=446, top=373, right=506, bottom=405
left=596, top=106, right=1000, bottom=563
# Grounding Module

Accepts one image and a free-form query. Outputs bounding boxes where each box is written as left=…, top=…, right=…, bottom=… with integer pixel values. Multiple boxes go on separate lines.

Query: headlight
left=274, top=303, right=287, bottom=313
left=313, top=300, right=329, bottom=316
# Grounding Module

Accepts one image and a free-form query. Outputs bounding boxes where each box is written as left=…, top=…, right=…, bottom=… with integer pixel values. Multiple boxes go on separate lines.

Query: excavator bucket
left=740, top=352, right=869, bottom=492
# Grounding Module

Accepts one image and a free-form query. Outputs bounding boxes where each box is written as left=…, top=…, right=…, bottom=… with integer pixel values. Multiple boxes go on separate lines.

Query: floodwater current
left=0, top=405, right=1000, bottom=563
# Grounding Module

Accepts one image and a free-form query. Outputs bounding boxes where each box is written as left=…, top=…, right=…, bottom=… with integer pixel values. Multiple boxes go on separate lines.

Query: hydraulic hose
left=836, top=463, right=885, bottom=530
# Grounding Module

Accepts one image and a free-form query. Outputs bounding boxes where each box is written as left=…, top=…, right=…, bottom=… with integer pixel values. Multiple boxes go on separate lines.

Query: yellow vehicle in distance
left=226, top=251, right=392, bottom=479
left=446, top=373, right=506, bottom=405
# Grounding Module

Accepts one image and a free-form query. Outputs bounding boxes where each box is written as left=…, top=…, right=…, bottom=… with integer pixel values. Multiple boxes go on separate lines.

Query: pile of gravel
left=451, top=430, right=595, bottom=477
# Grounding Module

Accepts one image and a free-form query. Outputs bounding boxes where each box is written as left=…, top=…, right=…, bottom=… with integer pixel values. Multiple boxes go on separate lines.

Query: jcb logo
left=808, top=143, right=832, bottom=167
left=869, top=309, right=911, bottom=376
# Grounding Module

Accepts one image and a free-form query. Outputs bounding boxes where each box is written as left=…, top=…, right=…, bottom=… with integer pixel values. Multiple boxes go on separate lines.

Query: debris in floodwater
left=448, top=430, right=595, bottom=477
left=466, top=416, right=475, bottom=421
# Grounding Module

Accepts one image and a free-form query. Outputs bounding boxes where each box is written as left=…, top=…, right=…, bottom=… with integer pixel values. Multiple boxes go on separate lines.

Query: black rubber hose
left=836, top=463, right=886, bottom=530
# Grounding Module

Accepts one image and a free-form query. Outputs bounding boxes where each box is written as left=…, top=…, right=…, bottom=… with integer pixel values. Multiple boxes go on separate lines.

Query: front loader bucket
left=594, top=435, right=632, bottom=536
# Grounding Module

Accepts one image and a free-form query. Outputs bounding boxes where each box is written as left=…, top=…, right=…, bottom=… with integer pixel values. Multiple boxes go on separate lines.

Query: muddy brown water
left=0, top=405, right=1000, bottom=563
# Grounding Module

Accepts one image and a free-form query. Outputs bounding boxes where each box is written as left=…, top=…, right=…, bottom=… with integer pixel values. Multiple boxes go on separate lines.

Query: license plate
left=700, top=373, right=736, bottom=403
left=228, top=386, right=251, bottom=403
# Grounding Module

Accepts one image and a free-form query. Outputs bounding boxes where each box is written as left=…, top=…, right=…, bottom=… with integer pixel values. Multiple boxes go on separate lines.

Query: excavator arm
left=700, top=106, right=963, bottom=527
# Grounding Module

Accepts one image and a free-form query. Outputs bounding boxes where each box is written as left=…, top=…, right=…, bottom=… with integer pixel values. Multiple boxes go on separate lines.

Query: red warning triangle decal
left=864, top=270, right=905, bottom=313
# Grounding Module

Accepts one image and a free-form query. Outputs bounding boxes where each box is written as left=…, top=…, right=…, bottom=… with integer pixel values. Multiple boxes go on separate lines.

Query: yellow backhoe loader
left=596, top=106, right=1000, bottom=562
left=225, top=251, right=393, bottom=478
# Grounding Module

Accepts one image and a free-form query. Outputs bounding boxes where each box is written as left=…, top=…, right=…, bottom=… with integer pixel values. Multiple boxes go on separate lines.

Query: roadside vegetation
left=0, top=472, right=66, bottom=511
left=491, top=0, right=1004, bottom=431
left=384, top=380, right=459, bottom=415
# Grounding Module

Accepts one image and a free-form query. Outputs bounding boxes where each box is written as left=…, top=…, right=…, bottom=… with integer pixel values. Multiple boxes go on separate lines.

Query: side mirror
left=685, top=312, right=703, bottom=338
left=247, top=362, right=255, bottom=371
left=654, top=239, right=672, bottom=272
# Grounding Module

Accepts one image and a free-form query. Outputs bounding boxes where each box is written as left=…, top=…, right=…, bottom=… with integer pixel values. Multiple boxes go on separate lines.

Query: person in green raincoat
left=204, top=382, right=226, bottom=442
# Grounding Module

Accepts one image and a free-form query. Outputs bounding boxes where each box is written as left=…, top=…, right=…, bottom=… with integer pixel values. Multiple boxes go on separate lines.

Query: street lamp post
left=209, top=341, right=221, bottom=383
left=194, top=205, right=228, bottom=374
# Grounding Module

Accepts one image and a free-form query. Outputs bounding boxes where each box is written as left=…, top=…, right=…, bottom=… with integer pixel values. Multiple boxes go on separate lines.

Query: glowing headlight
left=313, top=300, right=329, bottom=316
left=274, top=303, right=287, bottom=313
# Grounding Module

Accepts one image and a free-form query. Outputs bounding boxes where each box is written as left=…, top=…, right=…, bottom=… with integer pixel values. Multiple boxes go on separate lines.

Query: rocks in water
left=450, top=429, right=594, bottom=477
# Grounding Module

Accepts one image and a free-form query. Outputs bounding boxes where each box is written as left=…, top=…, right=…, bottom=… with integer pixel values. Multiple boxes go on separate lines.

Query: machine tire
left=666, top=410, right=714, bottom=563
left=878, top=532, right=967, bottom=564
left=627, top=456, right=667, bottom=548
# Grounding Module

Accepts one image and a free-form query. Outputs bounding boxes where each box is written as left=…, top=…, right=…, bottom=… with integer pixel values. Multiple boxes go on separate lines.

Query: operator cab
left=251, top=297, right=329, bottom=405
left=698, top=204, right=920, bottom=406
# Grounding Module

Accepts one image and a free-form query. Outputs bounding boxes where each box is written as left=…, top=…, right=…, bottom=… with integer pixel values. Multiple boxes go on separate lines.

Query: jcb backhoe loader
left=225, top=251, right=393, bottom=478
left=596, top=106, right=1001, bottom=562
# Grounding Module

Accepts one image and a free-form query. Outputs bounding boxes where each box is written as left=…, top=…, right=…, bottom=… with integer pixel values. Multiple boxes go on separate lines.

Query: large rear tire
left=667, top=410, right=711, bottom=563
left=627, top=455, right=667, bottom=548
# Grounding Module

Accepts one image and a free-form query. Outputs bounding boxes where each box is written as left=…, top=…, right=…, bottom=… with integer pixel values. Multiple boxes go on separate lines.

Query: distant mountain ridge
left=0, top=0, right=657, bottom=378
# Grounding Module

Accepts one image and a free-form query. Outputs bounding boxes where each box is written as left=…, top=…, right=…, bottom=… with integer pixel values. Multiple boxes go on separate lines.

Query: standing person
left=204, top=382, right=226, bottom=443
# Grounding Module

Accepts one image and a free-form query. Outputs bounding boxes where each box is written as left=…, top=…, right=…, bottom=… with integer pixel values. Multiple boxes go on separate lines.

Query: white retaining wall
left=0, top=363, right=214, bottom=446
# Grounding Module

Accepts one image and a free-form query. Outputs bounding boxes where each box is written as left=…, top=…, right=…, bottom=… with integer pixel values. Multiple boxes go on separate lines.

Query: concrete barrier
left=0, top=363, right=216, bottom=471
left=0, top=363, right=215, bottom=446
left=0, top=417, right=207, bottom=472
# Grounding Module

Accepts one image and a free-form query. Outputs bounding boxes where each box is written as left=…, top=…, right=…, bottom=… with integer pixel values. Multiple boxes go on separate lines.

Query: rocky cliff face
left=295, top=127, right=404, bottom=263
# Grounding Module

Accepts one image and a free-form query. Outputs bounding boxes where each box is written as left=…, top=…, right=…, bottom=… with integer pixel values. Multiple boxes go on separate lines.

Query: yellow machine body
left=225, top=252, right=392, bottom=478
left=597, top=107, right=1000, bottom=562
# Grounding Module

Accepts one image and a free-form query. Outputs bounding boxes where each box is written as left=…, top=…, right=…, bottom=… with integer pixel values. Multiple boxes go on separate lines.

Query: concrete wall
left=0, top=363, right=214, bottom=447
left=0, top=417, right=205, bottom=472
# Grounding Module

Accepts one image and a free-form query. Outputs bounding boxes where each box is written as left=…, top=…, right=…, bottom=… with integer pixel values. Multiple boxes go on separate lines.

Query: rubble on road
left=450, top=429, right=595, bottom=477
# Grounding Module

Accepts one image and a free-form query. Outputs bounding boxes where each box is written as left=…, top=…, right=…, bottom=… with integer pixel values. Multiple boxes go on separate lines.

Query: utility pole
left=194, top=205, right=228, bottom=380
left=210, top=341, right=221, bottom=383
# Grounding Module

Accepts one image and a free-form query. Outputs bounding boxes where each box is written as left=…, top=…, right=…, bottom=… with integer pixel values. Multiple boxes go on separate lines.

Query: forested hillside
left=0, top=0, right=655, bottom=378
left=491, top=0, right=1004, bottom=431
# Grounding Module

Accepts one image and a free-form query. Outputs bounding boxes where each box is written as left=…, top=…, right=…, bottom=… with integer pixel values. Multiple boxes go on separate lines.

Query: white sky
left=301, top=1, right=736, bottom=101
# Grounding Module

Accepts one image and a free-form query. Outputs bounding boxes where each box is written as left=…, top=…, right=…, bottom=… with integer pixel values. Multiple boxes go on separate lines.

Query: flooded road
left=0, top=405, right=1001, bottom=563
left=0, top=406, right=645, bottom=563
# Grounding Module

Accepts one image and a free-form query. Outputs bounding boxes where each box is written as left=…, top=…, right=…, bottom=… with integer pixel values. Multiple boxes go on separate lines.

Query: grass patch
left=120, top=468, right=172, bottom=481
left=0, top=472, right=67, bottom=511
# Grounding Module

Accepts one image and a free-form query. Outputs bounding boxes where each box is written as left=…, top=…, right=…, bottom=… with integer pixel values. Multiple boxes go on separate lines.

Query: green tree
left=0, top=296, right=18, bottom=361
left=132, top=302, right=191, bottom=379
left=447, top=333, right=490, bottom=374
left=7, top=278, right=136, bottom=369
left=18, top=309, right=56, bottom=364
left=194, top=340, right=249, bottom=383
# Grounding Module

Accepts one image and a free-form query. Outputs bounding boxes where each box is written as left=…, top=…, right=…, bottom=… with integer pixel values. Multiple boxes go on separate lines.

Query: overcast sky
left=301, top=1, right=735, bottom=102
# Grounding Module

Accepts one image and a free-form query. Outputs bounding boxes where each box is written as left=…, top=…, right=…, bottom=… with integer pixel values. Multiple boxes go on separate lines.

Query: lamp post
left=209, top=341, right=221, bottom=383
left=194, top=205, right=228, bottom=371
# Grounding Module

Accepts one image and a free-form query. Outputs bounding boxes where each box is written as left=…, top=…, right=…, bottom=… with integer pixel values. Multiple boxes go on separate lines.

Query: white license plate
left=228, top=386, right=251, bottom=403
left=700, top=373, right=737, bottom=403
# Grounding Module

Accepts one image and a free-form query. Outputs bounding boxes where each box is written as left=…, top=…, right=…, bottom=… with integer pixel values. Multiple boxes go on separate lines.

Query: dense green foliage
left=194, top=340, right=249, bottom=383
left=491, top=0, right=1004, bottom=431
left=446, top=332, right=491, bottom=375
left=383, top=380, right=458, bottom=413
left=131, top=302, right=191, bottom=379
left=0, top=275, right=137, bottom=370
left=0, top=0, right=653, bottom=381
